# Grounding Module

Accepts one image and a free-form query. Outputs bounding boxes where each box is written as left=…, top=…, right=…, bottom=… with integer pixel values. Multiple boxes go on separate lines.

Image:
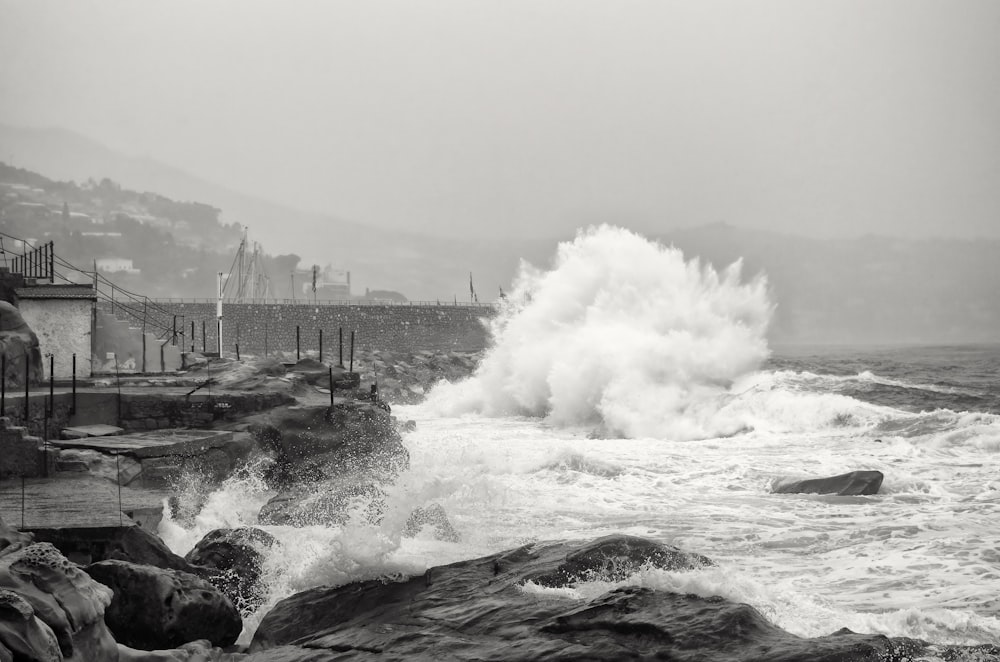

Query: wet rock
left=0, top=542, right=118, bottom=661
left=247, top=402, right=408, bottom=488
left=249, top=534, right=999, bottom=661
left=773, top=470, right=884, bottom=496
left=185, top=528, right=277, bottom=615
left=258, top=481, right=386, bottom=528
left=528, top=534, right=713, bottom=587
left=86, top=560, right=241, bottom=651
left=31, top=523, right=194, bottom=573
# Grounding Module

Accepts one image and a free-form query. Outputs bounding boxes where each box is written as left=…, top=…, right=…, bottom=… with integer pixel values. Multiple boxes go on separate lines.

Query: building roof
left=15, top=284, right=97, bottom=300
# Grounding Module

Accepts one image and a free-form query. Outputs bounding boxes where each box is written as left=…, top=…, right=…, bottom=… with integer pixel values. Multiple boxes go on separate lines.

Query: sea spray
left=426, top=225, right=774, bottom=439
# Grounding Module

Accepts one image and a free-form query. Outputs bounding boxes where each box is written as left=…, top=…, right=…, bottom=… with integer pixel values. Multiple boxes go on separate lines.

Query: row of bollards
left=291, top=326, right=355, bottom=370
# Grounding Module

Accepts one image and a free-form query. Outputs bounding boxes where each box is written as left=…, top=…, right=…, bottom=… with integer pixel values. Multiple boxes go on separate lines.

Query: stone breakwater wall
left=134, top=302, right=495, bottom=357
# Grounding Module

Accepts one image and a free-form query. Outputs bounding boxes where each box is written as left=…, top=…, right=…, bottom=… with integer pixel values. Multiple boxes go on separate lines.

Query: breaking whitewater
left=162, top=226, right=1000, bottom=654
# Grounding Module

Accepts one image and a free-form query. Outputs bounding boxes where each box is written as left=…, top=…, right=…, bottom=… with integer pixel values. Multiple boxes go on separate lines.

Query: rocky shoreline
left=1, top=353, right=998, bottom=660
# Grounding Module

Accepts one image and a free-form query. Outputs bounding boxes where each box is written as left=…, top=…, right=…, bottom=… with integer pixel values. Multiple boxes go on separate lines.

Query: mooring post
left=319, top=329, right=323, bottom=363
left=71, top=354, right=76, bottom=416
left=24, top=350, right=29, bottom=424
left=116, top=454, right=123, bottom=526
left=328, top=366, right=334, bottom=407
left=114, top=353, right=122, bottom=427
left=296, top=326, right=301, bottom=361
left=350, top=330, right=355, bottom=373
left=338, top=327, right=343, bottom=366
left=48, top=355, right=54, bottom=419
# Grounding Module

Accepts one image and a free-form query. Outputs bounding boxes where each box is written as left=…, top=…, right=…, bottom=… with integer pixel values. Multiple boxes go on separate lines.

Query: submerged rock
left=185, top=528, right=277, bottom=615
left=85, top=560, right=241, bottom=651
left=402, top=504, right=459, bottom=542
left=773, top=470, right=884, bottom=496
left=248, top=534, right=999, bottom=661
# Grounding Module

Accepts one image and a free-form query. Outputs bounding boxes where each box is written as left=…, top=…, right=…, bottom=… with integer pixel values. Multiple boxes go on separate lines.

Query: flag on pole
left=312, top=265, right=318, bottom=293
left=469, top=272, right=475, bottom=302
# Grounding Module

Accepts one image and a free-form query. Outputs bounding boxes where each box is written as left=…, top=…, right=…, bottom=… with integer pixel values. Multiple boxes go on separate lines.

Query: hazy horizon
left=2, top=0, right=998, bottom=242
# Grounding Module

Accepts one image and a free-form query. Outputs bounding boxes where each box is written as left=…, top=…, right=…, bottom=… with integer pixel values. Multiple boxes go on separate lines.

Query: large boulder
left=85, top=560, right=241, bottom=651
left=258, top=481, right=386, bottom=528
left=31, top=523, right=194, bottom=573
left=247, top=402, right=408, bottom=488
left=248, top=534, right=999, bottom=662
left=0, top=300, right=42, bottom=387
left=0, top=542, right=118, bottom=661
left=773, top=470, right=884, bottom=496
left=184, top=528, right=277, bottom=615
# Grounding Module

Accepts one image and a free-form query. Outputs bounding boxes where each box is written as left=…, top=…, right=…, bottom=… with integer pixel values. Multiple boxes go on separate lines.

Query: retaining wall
left=139, top=302, right=495, bottom=357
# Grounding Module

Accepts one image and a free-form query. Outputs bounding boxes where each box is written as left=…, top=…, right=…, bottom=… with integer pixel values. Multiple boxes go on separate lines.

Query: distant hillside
left=2, top=123, right=996, bottom=344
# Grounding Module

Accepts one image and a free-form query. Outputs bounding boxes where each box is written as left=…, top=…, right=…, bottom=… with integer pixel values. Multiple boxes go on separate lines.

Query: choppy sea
left=161, top=229, right=1000, bottom=649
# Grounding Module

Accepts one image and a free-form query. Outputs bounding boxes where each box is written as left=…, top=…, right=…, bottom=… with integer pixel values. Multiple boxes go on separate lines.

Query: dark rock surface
left=249, top=534, right=1000, bottom=661
left=36, top=524, right=194, bottom=572
left=86, top=559, right=241, bottom=651
left=773, top=470, right=884, bottom=496
left=247, top=402, right=408, bottom=488
left=185, top=527, right=277, bottom=615
left=0, top=300, right=42, bottom=387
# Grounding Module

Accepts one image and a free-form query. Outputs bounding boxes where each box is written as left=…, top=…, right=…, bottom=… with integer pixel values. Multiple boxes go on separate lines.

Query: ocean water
left=160, top=227, right=1000, bottom=648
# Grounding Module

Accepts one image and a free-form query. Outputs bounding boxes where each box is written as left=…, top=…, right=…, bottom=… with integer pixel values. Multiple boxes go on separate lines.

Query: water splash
left=426, top=225, right=774, bottom=439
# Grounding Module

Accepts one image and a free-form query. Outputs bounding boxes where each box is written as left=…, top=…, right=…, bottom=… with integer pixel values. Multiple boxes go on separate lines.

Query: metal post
left=21, top=477, right=25, bottom=528
left=191, top=321, right=196, bottom=353
left=202, top=320, right=206, bottom=353
left=116, top=454, right=123, bottom=526
left=329, top=366, right=334, bottom=407
left=350, top=330, right=355, bottom=373
left=141, top=331, right=147, bottom=373
left=71, top=354, right=76, bottom=416
left=217, top=320, right=221, bottom=355
left=1, top=353, right=5, bottom=416
left=319, top=329, right=323, bottom=363
left=296, top=326, right=300, bottom=361
left=264, top=322, right=268, bottom=357
left=48, top=355, right=54, bottom=419
left=339, top=327, right=343, bottom=366
left=114, top=353, right=122, bottom=427
left=172, top=315, right=177, bottom=346
left=235, top=343, right=240, bottom=361
left=24, top=350, right=29, bottom=424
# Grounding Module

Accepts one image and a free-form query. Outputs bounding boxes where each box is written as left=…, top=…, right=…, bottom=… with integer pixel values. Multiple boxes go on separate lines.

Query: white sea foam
left=425, top=225, right=773, bottom=440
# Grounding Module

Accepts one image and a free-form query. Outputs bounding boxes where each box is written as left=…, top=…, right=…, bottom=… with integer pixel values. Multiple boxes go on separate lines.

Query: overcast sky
left=1, top=0, right=998, bottom=240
